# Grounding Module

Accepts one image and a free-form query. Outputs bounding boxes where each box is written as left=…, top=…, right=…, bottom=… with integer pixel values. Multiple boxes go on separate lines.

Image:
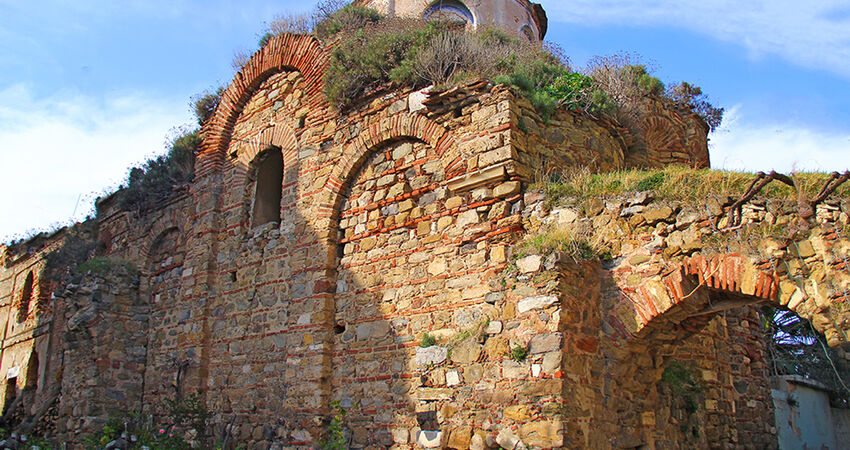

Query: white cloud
left=0, top=85, right=192, bottom=242
left=542, top=0, right=850, bottom=79
left=709, top=105, right=850, bottom=172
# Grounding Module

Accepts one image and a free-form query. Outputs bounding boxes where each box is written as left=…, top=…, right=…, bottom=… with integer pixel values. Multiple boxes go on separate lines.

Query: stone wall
left=626, top=99, right=710, bottom=169
left=53, top=265, right=149, bottom=438
left=0, top=237, right=64, bottom=435
left=2, top=30, right=847, bottom=450
left=516, top=185, right=850, bottom=447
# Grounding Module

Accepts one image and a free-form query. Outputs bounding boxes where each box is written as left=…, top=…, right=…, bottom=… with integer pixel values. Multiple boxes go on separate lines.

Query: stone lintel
left=447, top=164, right=508, bottom=193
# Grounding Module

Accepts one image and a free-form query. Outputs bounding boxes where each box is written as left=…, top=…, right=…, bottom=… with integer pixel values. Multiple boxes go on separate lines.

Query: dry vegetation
left=237, top=1, right=723, bottom=130
left=536, top=166, right=850, bottom=205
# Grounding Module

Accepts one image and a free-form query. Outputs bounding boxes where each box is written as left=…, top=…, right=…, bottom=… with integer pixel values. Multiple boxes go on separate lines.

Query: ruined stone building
left=1, top=1, right=849, bottom=449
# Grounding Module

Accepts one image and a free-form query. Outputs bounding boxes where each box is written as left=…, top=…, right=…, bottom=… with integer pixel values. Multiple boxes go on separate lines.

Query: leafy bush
left=191, top=87, right=224, bottom=126
left=319, top=400, right=350, bottom=450
left=660, top=361, right=705, bottom=420
left=314, top=3, right=383, bottom=38
left=117, top=128, right=199, bottom=214
left=667, top=81, right=724, bottom=132
left=164, top=393, right=210, bottom=439
left=545, top=72, right=613, bottom=116
left=586, top=55, right=665, bottom=126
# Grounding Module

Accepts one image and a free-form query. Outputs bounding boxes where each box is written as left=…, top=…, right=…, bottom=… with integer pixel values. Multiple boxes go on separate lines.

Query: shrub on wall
left=667, top=81, right=724, bottom=132
left=250, top=1, right=724, bottom=129
left=324, top=18, right=443, bottom=106
left=314, top=3, right=383, bottom=38
left=324, top=18, right=600, bottom=117
left=117, top=128, right=199, bottom=214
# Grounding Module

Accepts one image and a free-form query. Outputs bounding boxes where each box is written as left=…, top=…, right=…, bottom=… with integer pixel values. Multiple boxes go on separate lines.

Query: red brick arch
left=640, top=107, right=709, bottom=169
left=138, top=211, right=186, bottom=263
left=231, top=121, right=299, bottom=188
left=198, top=34, right=329, bottom=177
left=314, top=112, right=456, bottom=220
left=137, top=225, right=186, bottom=298
left=641, top=114, right=685, bottom=166
left=617, top=253, right=848, bottom=345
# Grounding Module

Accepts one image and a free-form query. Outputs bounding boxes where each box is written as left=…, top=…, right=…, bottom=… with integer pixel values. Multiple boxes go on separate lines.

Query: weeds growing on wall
left=248, top=1, right=723, bottom=127
left=659, top=361, right=705, bottom=437
left=42, top=218, right=99, bottom=282
left=82, top=394, right=210, bottom=450
left=509, top=344, right=529, bottom=363
left=515, top=228, right=603, bottom=262
left=319, top=400, right=350, bottom=450
left=113, top=85, right=223, bottom=215
left=323, top=18, right=609, bottom=118
left=116, top=128, right=199, bottom=214
left=420, top=333, right=438, bottom=348
left=535, top=166, right=850, bottom=206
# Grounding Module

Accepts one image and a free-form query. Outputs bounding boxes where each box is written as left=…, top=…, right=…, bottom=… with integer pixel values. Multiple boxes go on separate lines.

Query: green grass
left=509, top=344, right=529, bottom=362
left=515, top=228, right=603, bottom=261
left=420, top=333, right=437, bottom=348
left=535, top=166, right=850, bottom=205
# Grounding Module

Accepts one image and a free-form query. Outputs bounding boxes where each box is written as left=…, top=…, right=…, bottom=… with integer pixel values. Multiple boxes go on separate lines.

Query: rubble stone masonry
left=0, top=32, right=847, bottom=450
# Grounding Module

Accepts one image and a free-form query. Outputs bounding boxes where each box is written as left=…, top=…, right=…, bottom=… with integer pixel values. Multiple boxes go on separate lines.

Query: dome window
left=424, top=1, right=474, bottom=25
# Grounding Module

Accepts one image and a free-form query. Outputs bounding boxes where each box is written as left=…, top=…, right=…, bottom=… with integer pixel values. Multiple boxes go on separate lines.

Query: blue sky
left=1, top=0, right=849, bottom=241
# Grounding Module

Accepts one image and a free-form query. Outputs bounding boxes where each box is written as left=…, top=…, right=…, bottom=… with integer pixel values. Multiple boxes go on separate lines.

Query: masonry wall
left=0, top=239, right=66, bottom=436
left=54, top=267, right=149, bottom=437
left=1, top=32, right=823, bottom=450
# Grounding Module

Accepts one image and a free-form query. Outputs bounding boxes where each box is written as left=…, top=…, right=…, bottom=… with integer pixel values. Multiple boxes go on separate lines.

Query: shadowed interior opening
left=251, top=147, right=284, bottom=227
left=17, top=271, right=33, bottom=323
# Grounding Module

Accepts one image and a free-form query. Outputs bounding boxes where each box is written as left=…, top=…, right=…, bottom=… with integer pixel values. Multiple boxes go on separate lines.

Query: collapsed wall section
left=54, top=266, right=149, bottom=438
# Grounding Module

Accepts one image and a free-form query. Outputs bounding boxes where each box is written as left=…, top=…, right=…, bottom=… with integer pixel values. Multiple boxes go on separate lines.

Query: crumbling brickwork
left=0, top=25, right=848, bottom=450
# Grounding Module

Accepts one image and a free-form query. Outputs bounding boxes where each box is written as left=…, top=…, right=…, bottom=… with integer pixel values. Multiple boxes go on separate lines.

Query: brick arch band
left=314, top=112, right=458, bottom=222
left=138, top=213, right=186, bottom=264
left=614, top=253, right=848, bottom=345
left=198, top=33, right=329, bottom=177
left=231, top=122, right=299, bottom=187
left=640, top=109, right=709, bottom=169
left=138, top=224, right=184, bottom=298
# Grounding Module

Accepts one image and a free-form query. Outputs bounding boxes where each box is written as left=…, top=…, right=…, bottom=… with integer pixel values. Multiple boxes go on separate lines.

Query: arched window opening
left=520, top=25, right=536, bottom=43
left=250, top=147, right=284, bottom=228
left=424, top=0, right=474, bottom=25
left=17, top=272, right=33, bottom=323
left=25, top=351, right=38, bottom=391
